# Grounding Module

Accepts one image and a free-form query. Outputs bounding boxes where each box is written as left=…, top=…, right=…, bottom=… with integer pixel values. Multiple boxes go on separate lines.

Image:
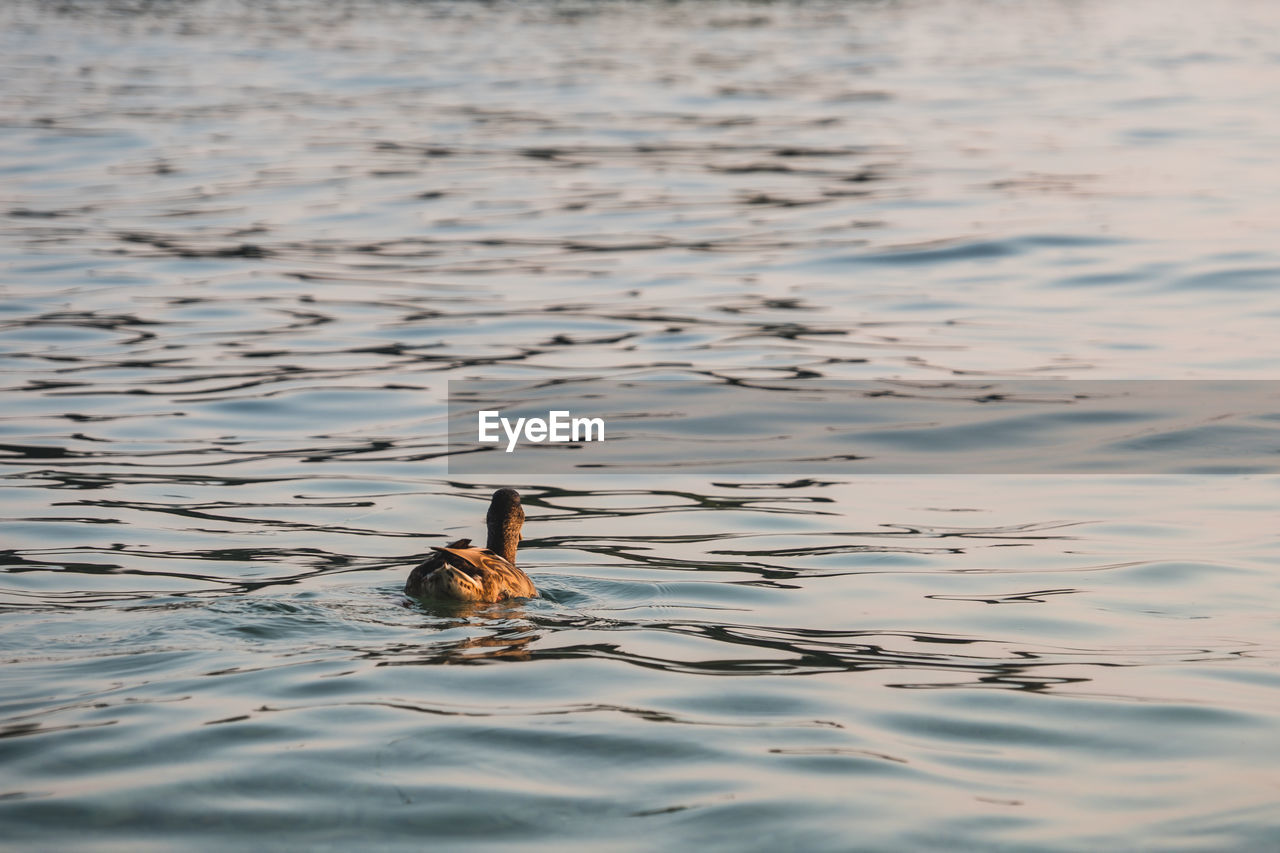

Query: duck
left=404, top=488, right=537, bottom=603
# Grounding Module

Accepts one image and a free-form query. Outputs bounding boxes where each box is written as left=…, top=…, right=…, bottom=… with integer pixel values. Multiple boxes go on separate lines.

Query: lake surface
left=3, top=1, right=1280, bottom=849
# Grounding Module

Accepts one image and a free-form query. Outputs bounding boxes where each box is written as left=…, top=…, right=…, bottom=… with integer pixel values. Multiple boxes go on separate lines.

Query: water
left=3, top=0, right=1280, bottom=849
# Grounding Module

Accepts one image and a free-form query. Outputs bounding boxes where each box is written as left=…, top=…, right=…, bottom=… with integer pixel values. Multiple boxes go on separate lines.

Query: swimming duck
left=404, top=488, right=537, bottom=602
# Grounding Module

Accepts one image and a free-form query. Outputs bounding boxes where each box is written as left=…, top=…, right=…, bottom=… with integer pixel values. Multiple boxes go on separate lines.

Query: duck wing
left=444, top=547, right=536, bottom=599
left=432, top=544, right=494, bottom=574
left=403, top=538, right=473, bottom=596
left=405, top=540, right=536, bottom=602
left=436, top=546, right=534, bottom=590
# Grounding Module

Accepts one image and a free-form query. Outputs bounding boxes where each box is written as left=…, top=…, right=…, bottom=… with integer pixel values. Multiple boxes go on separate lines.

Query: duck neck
left=486, top=521, right=520, bottom=564
left=485, top=492, right=524, bottom=565
left=481, top=489, right=522, bottom=560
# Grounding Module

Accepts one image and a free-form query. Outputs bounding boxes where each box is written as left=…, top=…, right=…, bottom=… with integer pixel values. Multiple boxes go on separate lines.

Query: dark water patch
left=1173, top=266, right=1280, bottom=291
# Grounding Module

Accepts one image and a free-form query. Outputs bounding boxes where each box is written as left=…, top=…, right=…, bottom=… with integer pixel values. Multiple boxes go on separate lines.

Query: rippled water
left=3, top=1, right=1280, bottom=849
